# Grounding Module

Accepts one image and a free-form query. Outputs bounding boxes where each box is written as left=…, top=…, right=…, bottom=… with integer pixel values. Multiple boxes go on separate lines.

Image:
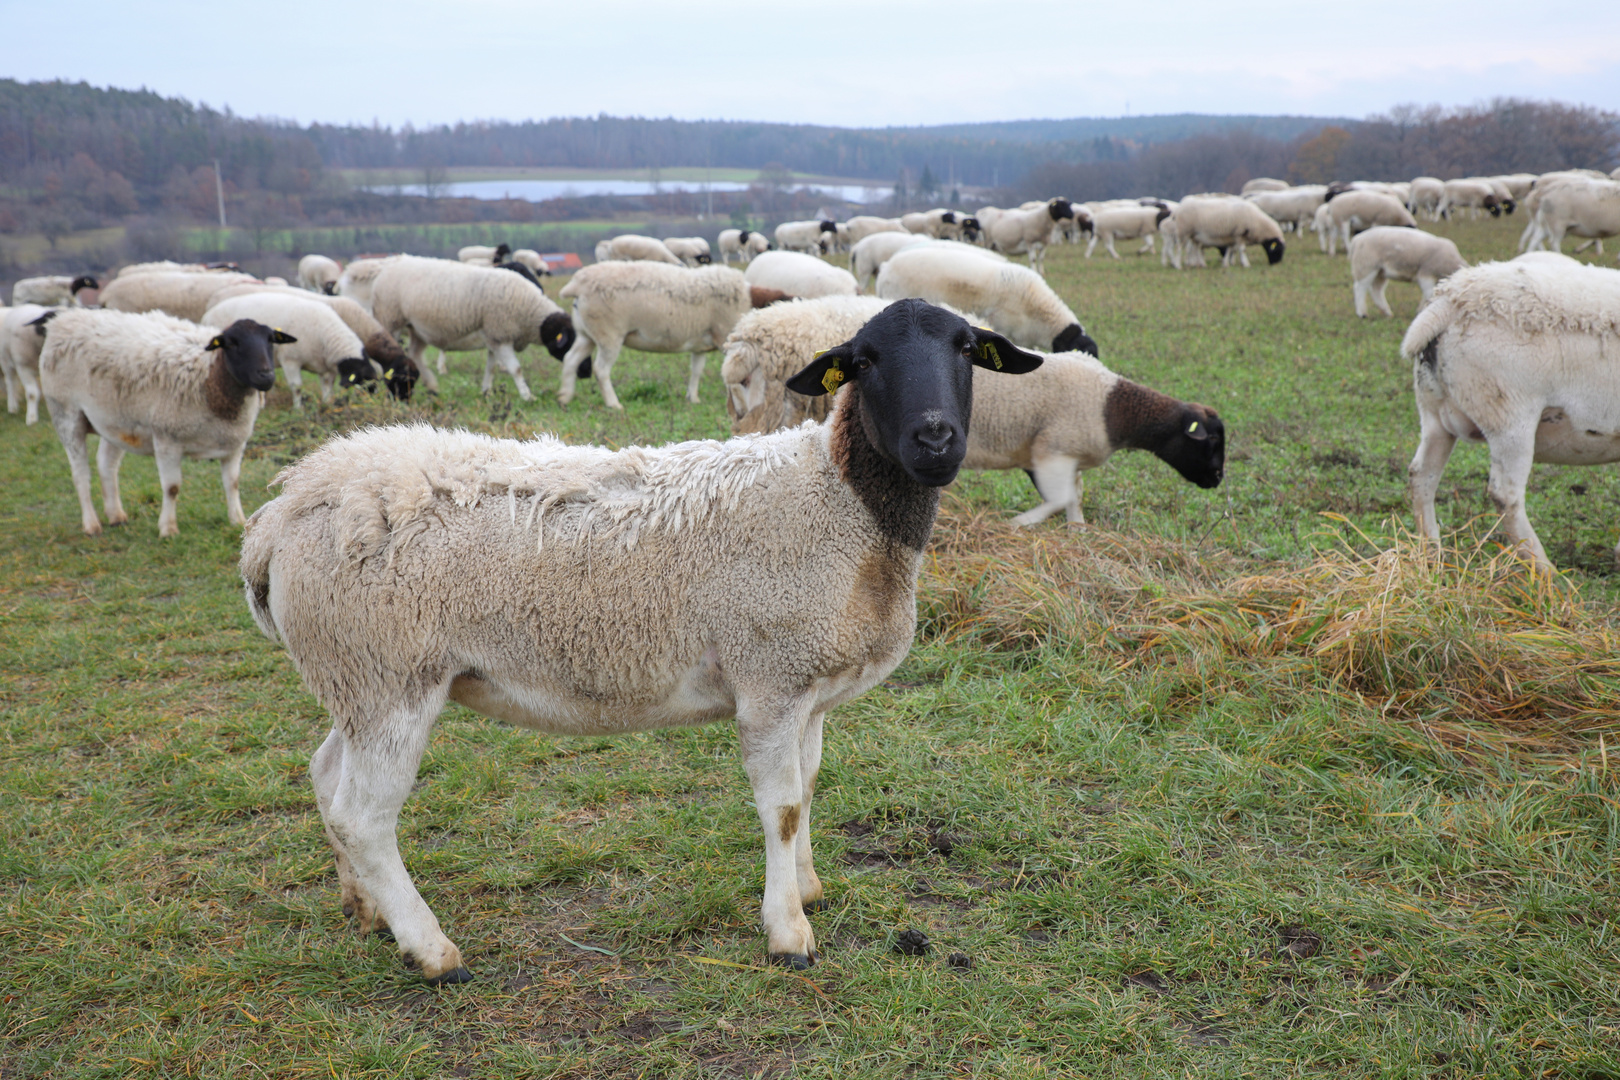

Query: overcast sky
left=2, top=0, right=1615, bottom=129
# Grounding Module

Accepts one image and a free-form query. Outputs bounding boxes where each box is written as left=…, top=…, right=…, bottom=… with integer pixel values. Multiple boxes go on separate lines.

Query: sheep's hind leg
left=1407, top=403, right=1457, bottom=548
left=1484, top=428, right=1549, bottom=567
left=322, top=689, right=470, bottom=983
left=47, top=402, right=102, bottom=535
left=310, top=727, right=384, bottom=939
left=686, top=351, right=708, bottom=404
left=1013, top=455, right=1082, bottom=527
left=556, top=333, right=596, bottom=406
left=96, top=438, right=128, bottom=525
left=736, top=693, right=819, bottom=968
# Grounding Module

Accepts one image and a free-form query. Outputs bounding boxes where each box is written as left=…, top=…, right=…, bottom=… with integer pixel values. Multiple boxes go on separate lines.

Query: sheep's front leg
left=686, top=351, right=708, bottom=405
left=153, top=438, right=186, bottom=538
left=319, top=371, right=337, bottom=404
left=404, top=331, right=439, bottom=393
left=220, top=443, right=248, bottom=527
left=1084, top=233, right=1098, bottom=258
left=1014, top=455, right=1083, bottom=527
left=47, top=401, right=101, bottom=535
left=556, top=331, right=596, bottom=406
left=321, top=690, right=469, bottom=984
left=1370, top=274, right=1393, bottom=318
left=737, top=694, right=818, bottom=968
left=436, top=347, right=449, bottom=376
left=486, top=342, right=532, bottom=401
left=796, top=710, right=827, bottom=911
left=1485, top=429, right=1549, bottom=567
left=96, top=438, right=128, bottom=525
left=1105, top=235, right=1122, bottom=260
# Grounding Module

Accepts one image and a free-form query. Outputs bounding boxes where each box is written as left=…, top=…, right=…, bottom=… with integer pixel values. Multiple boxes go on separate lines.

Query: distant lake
left=366, top=179, right=895, bottom=204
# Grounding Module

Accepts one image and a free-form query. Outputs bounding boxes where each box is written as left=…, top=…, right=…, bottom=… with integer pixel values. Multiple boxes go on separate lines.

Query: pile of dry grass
left=921, top=501, right=1620, bottom=756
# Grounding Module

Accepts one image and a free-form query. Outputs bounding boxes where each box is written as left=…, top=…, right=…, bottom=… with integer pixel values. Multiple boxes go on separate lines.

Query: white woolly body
left=722, top=295, right=889, bottom=432
left=1321, top=192, right=1417, bottom=255
left=1401, top=259, right=1620, bottom=568
left=844, top=216, right=907, bottom=244
left=773, top=221, right=834, bottom=255
left=204, top=294, right=365, bottom=408
left=744, top=251, right=858, bottom=299
left=850, top=233, right=934, bottom=291
left=982, top=204, right=1066, bottom=274
left=594, top=235, right=683, bottom=265
left=12, top=277, right=83, bottom=307
left=1085, top=205, right=1164, bottom=259
left=298, top=255, right=342, bottom=293
left=1244, top=186, right=1326, bottom=233
left=1347, top=227, right=1466, bottom=318
left=335, top=256, right=401, bottom=312
left=1167, top=197, right=1284, bottom=268
left=98, top=270, right=260, bottom=322
left=877, top=245, right=1078, bottom=352
left=717, top=229, right=771, bottom=264
left=1, top=303, right=49, bottom=423
left=663, top=237, right=712, bottom=266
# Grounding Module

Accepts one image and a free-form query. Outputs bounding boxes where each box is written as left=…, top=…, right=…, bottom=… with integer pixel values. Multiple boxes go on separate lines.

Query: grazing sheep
left=1, top=303, right=48, bottom=424
left=900, top=209, right=978, bottom=242
left=965, top=351, right=1226, bottom=525
left=11, top=275, right=98, bottom=307
left=663, top=237, right=714, bottom=266
left=510, top=249, right=550, bottom=276
left=1244, top=186, right=1327, bottom=234
left=1403, top=258, right=1620, bottom=569
left=983, top=199, right=1079, bottom=276
left=99, top=270, right=260, bottom=322
left=850, top=232, right=934, bottom=291
left=458, top=243, right=512, bottom=266
left=1438, top=179, right=1502, bottom=220
left=773, top=219, right=839, bottom=255
left=1524, top=177, right=1620, bottom=256
left=743, top=251, right=858, bottom=300
left=594, top=235, right=684, bottom=265
left=557, top=261, right=781, bottom=409
left=370, top=257, right=574, bottom=401
left=297, top=255, right=343, bottom=295
left=1408, top=177, right=1446, bottom=221
left=1085, top=204, right=1170, bottom=259
left=1241, top=178, right=1289, bottom=194
left=722, top=295, right=889, bottom=433
left=1167, top=197, right=1285, bottom=268
left=208, top=283, right=422, bottom=399
left=718, top=229, right=772, bottom=264
left=843, top=215, right=907, bottom=244
left=38, top=309, right=287, bottom=537
left=1319, top=191, right=1416, bottom=255
left=237, top=299, right=1044, bottom=982
left=1347, top=226, right=1466, bottom=318
left=202, top=293, right=368, bottom=410
left=877, top=244, right=1097, bottom=355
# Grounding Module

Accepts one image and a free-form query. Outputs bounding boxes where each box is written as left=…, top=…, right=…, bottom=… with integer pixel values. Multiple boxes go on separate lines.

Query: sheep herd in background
left=3, top=159, right=1620, bottom=983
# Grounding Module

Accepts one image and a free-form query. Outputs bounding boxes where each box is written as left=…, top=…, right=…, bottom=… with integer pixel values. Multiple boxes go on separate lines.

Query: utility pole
left=214, top=159, right=227, bottom=229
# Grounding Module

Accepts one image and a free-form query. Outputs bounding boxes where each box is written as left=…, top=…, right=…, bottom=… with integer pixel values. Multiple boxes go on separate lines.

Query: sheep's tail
left=1400, top=288, right=1458, bottom=362
left=238, top=513, right=280, bottom=643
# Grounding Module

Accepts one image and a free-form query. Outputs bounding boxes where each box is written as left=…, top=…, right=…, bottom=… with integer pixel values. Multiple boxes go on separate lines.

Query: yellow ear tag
left=1188, top=421, right=1199, bottom=433
left=821, top=361, right=844, bottom=394
left=979, top=340, right=1003, bottom=369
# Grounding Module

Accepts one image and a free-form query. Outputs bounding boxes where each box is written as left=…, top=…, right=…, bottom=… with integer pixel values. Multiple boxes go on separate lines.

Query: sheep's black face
left=1262, top=238, right=1285, bottom=265
left=1502, top=198, right=1516, bottom=215
left=785, top=299, right=1042, bottom=487
left=541, top=312, right=576, bottom=361
left=1052, top=323, right=1099, bottom=358
left=1162, top=408, right=1226, bottom=489
left=70, top=275, right=98, bottom=294
left=1048, top=198, right=1075, bottom=221
left=207, top=319, right=287, bottom=392
left=321, top=281, right=337, bottom=295
left=696, top=253, right=712, bottom=264
left=337, top=357, right=379, bottom=393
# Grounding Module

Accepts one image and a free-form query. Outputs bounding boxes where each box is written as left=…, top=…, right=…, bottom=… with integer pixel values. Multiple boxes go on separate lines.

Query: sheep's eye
left=960, top=341, right=975, bottom=357
left=854, top=354, right=873, bottom=372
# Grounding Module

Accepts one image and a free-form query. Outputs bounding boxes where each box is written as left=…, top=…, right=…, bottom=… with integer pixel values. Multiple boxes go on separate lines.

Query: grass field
left=2, top=218, right=1618, bottom=1079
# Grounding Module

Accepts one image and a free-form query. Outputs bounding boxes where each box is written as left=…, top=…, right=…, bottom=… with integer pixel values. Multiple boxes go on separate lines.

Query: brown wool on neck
left=204, top=352, right=250, bottom=421
left=1103, top=379, right=1182, bottom=451
left=828, top=385, right=939, bottom=551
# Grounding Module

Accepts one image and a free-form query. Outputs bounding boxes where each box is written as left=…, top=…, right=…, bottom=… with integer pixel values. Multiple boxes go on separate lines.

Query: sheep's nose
left=914, top=413, right=955, bottom=455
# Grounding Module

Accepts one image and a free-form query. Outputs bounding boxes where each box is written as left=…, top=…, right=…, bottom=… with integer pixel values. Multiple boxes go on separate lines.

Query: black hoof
left=373, top=927, right=395, bottom=942
left=803, top=898, right=833, bottom=913
left=768, top=952, right=815, bottom=971
left=425, top=966, right=474, bottom=985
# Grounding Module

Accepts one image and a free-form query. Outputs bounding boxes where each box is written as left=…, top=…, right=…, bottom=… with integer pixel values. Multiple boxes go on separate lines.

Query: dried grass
left=921, top=499, right=1620, bottom=757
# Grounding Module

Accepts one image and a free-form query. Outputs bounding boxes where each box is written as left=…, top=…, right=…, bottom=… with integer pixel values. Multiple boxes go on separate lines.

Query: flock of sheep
left=3, top=159, right=1619, bottom=983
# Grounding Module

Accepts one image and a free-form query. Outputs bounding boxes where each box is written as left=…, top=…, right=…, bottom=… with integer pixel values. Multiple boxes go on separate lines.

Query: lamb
left=1085, top=204, right=1170, bottom=259
left=663, top=237, right=714, bottom=266
left=370, top=257, right=574, bottom=401
left=1347, top=226, right=1467, bottom=318
left=1166, top=197, right=1285, bottom=268
left=593, top=235, right=684, bottom=265
left=718, top=228, right=773, bottom=264
left=237, top=300, right=1044, bottom=982
left=1244, top=186, right=1327, bottom=234
left=721, top=295, right=889, bottom=433
left=0, top=303, right=49, bottom=424
left=298, top=255, right=343, bottom=295
left=1438, top=179, right=1503, bottom=220
left=556, top=261, right=779, bottom=410
left=877, top=244, right=1097, bottom=355
left=964, top=351, right=1226, bottom=525
left=98, top=270, right=261, bottom=322
left=38, top=309, right=287, bottom=536
left=202, top=293, right=369, bottom=410
left=1319, top=190, right=1415, bottom=256
left=1403, top=258, right=1620, bottom=569
left=843, top=216, right=907, bottom=244
left=743, top=251, right=858, bottom=300
left=773, top=219, right=838, bottom=255
left=900, top=209, right=978, bottom=242
left=850, top=232, right=934, bottom=291
left=1408, top=177, right=1446, bottom=221
left=458, top=243, right=512, bottom=266
left=983, top=199, right=1079, bottom=276
left=209, top=282, right=423, bottom=398
left=11, top=275, right=98, bottom=307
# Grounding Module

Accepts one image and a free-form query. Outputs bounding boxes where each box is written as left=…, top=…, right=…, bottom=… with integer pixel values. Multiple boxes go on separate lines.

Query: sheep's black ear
left=786, top=343, right=855, bottom=396
left=28, top=310, right=59, bottom=335
left=271, top=329, right=298, bottom=345
left=970, top=327, right=1043, bottom=374
left=1185, top=418, right=1212, bottom=442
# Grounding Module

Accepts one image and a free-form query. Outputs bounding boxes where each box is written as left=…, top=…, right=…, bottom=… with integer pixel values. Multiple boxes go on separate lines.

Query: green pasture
left=2, top=217, right=1617, bottom=1078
